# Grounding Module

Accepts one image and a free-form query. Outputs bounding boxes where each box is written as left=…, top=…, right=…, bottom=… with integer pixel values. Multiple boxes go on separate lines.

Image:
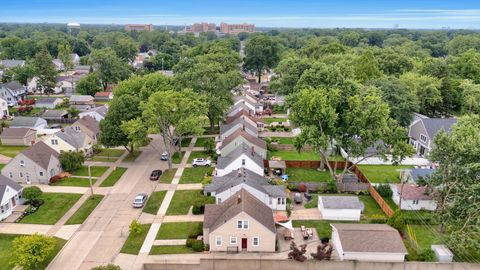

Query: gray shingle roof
left=410, top=168, right=436, bottom=183
left=0, top=175, right=23, bottom=203
left=21, top=141, right=58, bottom=170
left=10, top=117, right=44, bottom=128
left=220, top=117, right=258, bottom=136
left=36, top=97, right=62, bottom=105
left=69, top=95, right=94, bottom=103
left=41, top=110, right=68, bottom=118
left=0, top=128, right=35, bottom=138
left=204, top=189, right=276, bottom=233
left=0, top=59, right=25, bottom=68
left=421, top=118, right=457, bottom=138
left=220, top=129, right=266, bottom=150
left=55, top=127, right=87, bottom=149
left=205, top=167, right=285, bottom=197
left=75, top=116, right=100, bottom=134
left=2, top=81, right=24, bottom=91
left=332, top=223, right=407, bottom=254
left=319, top=196, right=364, bottom=210
left=216, top=143, right=264, bottom=169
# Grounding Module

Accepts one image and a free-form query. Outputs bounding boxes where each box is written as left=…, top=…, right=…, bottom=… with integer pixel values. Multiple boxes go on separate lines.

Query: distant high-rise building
left=220, top=22, right=255, bottom=35
left=189, top=22, right=216, bottom=33
left=125, top=24, right=154, bottom=32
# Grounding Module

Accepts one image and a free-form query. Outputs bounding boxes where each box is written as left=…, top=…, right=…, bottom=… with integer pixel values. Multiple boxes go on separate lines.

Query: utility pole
left=88, top=164, right=93, bottom=196
left=398, top=178, right=404, bottom=210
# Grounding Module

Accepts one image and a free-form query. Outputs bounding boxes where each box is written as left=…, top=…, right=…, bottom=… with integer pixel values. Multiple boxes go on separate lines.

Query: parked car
left=160, top=152, right=168, bottom=161
left=133, top=193, right=148, bottom=208
left=150, top=170, right=162, bottom=180
left=294, top=193, right=302, bottom=204
left=50, top=124, right=62, bottom=129
left=304, top=192, right=312, bottom=201
left=192, top=158, right=211, bottom=167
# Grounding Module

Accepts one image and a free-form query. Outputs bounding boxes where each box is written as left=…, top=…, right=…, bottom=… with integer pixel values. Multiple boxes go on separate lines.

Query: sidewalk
left=0, top=223, right=52, bottom=235
left=162, top=215, right=204, bottom=223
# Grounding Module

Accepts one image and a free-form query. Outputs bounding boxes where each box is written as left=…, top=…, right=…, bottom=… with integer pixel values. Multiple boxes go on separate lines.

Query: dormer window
left=20, top=160, right=25, bottom=167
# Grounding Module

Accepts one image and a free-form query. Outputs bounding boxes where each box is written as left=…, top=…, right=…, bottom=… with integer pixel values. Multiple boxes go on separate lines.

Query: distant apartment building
left=220, top=22, right=255, bottom=35
left=189, top=22, right=216, bottom=33
left=125, top=24, right=154, bottom=32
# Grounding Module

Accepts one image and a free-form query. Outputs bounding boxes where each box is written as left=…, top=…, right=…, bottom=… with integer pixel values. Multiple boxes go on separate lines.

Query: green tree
left=429, top=115, right=480, bottom=254
left=446, top=35, right=480, bottom=55
left=143, top=89, right=206, bottom=169
left=354, top=49, right=382, bottom=83
left=57, top=43, right=74, bottom=71
left=112, top=38, right=138, bottom=62
left=68, top=106, right=80, bottom=118
left=129, top=219, right=143, bottom=235
left=32, top=47, right=57, bottom=95
left=449, top=49, right=480, bottom=84
left=459, top=80, right=480, bottom=114
left=59, top=151, right=85, bottom=172
left=243, top=35, right=280, bottom=82
left=120, top=118, right=150, bottom=152
left=90, top=48, right=131, bottom=90
left=270, top=55, right=312, bottom=95
left=76, top=72, right=102, bottom=96
left=12, top=234, right=56, bottom=270
left=399, top=72, right=442, bottom=116
left=1, top=64, right=35, bottom=85
left=22, top=186, right=43, bottom=203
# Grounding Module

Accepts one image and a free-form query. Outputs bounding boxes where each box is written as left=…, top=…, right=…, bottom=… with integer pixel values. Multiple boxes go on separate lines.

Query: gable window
left=9, top=172, right=13, bottom=178
left=74, top=125, right=81, bottom=131
left=420, top=134, right=427, bottom=143
left=230, top=236, right=237, bottom=245
left=215, top=236, right=222, bottom=246
left=243, top=220, right=249, bottom=229
left=237, top=220, right=243, bottom=229
left=237, top=220, right=249, bottom=229
left=412, top=200, right=419, bottom=205
left=51, top=139, right=58, bottom=145
left=39, top=172, right=44, bottom=176
left=252, top=237, right=259, bottom=246
left=20, top=160, right=25, bottom=167
left=241, top=159, right=246, bottom=165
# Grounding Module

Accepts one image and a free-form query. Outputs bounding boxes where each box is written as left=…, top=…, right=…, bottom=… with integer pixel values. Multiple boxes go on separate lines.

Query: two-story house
left=219, top=117, right=258, bottom=141
left=408, top=117, right=457, bottom=157
left=43, top=126, right=94, bottom=157
left=71, top=116, right=100, bottom=144
left=215, top=143, right=264, bottom=177
left=219, top=129, right=267, bottom=159
left=0, top=82, right=27, bottom=106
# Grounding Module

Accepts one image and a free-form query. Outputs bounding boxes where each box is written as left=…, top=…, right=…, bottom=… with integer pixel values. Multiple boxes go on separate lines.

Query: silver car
left=133, top=193, right=148, bottom=208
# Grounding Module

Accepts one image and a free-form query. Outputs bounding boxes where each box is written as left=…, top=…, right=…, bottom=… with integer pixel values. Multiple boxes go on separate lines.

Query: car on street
left=192, top=158, right=211, bottom=167
left=133, top=193, right=148, bottom=208
left=150, top=170, right=162, bottom=180
left=161, top=152, right=168, bottom=161
left=50, top=124, right=62, bottom=129
left=294, top=192, right=303, bottom=204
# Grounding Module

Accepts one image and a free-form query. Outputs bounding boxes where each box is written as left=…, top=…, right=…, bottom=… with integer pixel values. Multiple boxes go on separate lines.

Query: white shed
left=318, top=196, right=364, bottom=221
left=431, top=245, right=453, bottom=263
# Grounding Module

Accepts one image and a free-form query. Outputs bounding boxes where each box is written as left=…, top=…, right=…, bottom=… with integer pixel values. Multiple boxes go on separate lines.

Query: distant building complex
left=183, top=22, right=255, bottom=35
left=125, top=24, right=154, bottom=32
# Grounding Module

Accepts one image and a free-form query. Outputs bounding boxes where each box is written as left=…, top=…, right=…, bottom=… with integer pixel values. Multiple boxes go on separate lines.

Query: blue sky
left=2, top=0, right=480, bottom=28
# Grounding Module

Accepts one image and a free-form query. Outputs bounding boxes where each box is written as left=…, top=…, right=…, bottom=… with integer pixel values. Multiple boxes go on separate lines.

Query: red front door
left=241, top=238, right=247, bottom=249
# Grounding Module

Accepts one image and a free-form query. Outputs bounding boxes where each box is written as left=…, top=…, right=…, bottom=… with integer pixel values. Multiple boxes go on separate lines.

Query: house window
left=74, top=126, right=80, bottom=131
left=242, top=159, right=246, bottom=165
left=413, top=200, right=419, bottom=205
left=51, top=139, right=58, bottom=145
left=277, top=198, right=281, bottom=204
left=19, top=172, right=23, bottom=178
left=282, top=198, right=286, bottom=204
left=215, top=236, right=222, bottom=246
left=237, top=220, right=249, bottom=229
left=20, top=160, right=25, bottom=167
left=230, top=236, right=237, bottom=245
left=237, top=220, right=243, bottom=229
left=243, top=220, right=249, bottom=229
left=269, top=197, right=272, bottom=204
left=252, top=237, right=259, bottom=246
left=217, top=198, right=222, bottom=204
left=39, top=172, right=44, bottom=176
left=420, top=134, right=427, bottom=143
left=0, top=205, right=4, bottom=213
left=9, top=172, right=13, bottom=178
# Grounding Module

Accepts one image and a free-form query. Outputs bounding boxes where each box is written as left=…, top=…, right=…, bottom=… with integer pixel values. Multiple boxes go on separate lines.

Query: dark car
left=304, top=192, right=312, bottom=201
left=149, top=170, right=162, bottom=180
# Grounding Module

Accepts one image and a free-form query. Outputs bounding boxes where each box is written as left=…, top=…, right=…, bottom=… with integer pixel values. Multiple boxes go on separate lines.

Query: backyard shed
left=318, top=195, right=364, bottom=221
left=431, top=245, right=453, bottom=262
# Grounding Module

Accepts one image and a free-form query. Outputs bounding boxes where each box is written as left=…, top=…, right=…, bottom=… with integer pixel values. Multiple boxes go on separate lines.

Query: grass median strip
left=159, top=169, right=177, bottom=184
left=20, top=193, right=82, bottom=225
left=143, top=191, right=167, bottom=215
left=120, top=223, right=151, bottom=255
left=100, top=167, right=128, bottom=187
left=179, top=167, right=213, bottom=184
left=50, top=177, right=96, bottom=187
left=123, top=151, right=141, bottom=162
left=156, top=222, right=203, bottom=239
left=149, top=245, right=195, bottom=255
left=65, top=195, right=104, bottom=225
left=72, top=166, right=109, bottom=177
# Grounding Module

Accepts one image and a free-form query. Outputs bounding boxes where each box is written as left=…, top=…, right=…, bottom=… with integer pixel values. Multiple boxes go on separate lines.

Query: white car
left=132, top=193, right=148, bottom=208
left=192, top=158, right=211, bottom=167
left=160, top=152, right=168, bottom=161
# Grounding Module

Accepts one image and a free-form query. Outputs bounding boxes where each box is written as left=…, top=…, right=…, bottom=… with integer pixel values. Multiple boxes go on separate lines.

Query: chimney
left=251, top=146, right=255, bottom=156
left=237, top=194, right=242, bottom=204
left=242, top=124, right=245, bottom=131
left=237, top=169, right=242, bottom=177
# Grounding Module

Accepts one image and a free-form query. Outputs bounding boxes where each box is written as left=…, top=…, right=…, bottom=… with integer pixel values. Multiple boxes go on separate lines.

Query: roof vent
left=237, top=195, right=242, bottom=204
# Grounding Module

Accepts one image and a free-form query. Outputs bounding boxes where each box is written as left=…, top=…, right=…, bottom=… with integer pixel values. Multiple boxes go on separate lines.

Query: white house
left=219, top=129, right=267, bottom=159
left=219, top=117, right=258, bottom=141
left=203, top=189, right=277, bottom=253
left=43, top=127, right=94, bottom=156
left=52, top=59, right=65, bottom=71
left=0, top=175, right=24, bottom=221
left=78, top=105, right=108, bottom=122
left=318, top=196, right=364, bottom=221
left=204, top=168, right=286, bottom=211
left=227, top=102, right=255, bottom=117
left=331, top=223, right=408, bottom=262
left=9, top=117, right=48, bottom=130
left=0, top=81, right=27, bottom=106
left=215, top=143, right=264, bottom=177
left=390, top=184, right=437, bottom=211
left=0, top=97, right=9, bottom=118
left=54, top=76, right=75, bottom=94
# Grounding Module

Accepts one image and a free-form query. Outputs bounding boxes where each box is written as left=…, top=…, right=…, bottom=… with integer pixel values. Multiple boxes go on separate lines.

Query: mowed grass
left=0, top=234, right=66, bottom=270
left=149, top=245, right=195, bottom=255
left=270, top=137, right=295, bottom=144
left=166, top=190, right=205, bottom=215
left=72, top=166, right=109, bottom=177
left=292, top=220, right=332, bottom=238
left=181, top=138, right=192, bottom=147
left=20, top=193, right=82, bottom=225
left=194, top=137, right=214, bottom=147
left=143, top=191, right=167, bottom=215
left=159, top=169, right=177, bottom=184
left=50, top=177, right=96, bottom=187
left=123, top=151, right=141, bottom=162
left=358, top=165, right=414, bottom=183
left=263, top=117, right=288, bottom=124
left=179, top=167, right=213, bottom=184
left=187, top=151, right=211, bottom=163
left=172, top=152, right=185, bottom=164
left=286, top=168, right=339, bottom=182
left=120, top=223, right=151, bottom=255
left=156, top=222, right=203, bottom=239
left=0, top=144, right=28, bottom=158
left=65, top=195, right=104, bottom=225
left=100, top=167, right=127, bottom=187
left=359, top=195, right=386, bottom=219
left=97, top=148, right=125, bottom=157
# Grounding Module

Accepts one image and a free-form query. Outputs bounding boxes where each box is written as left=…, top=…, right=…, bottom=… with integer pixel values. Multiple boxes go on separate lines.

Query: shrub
left=186, top=238, right=194, bottom=248
left=325, top=180, right=338, bottom=193
left=92, top=144, right=102, bottom=154
left=286, top=203, right=293, bottom=217
left=23, top=186, right=43, bottom=203
left=387, top=211, right=406, bottom=232
left=376, top=184, right=393, bottom=198
left=12, top=234, right=56, bottom=270
left=298, top=183, right=307, bottom=192
left=187, top=223, right=203, bottom=239
left=30, top=199, right=44, bottom=208
left=419, top=248, right=436, bottom=262
left=59, top=151, right=85, bottom=172
left=49, top=175, right=63, bottom=184
left=192, top=200, right=205, bottom=215
left=91, top=264, right=122, bottom=270
left=129, top=220, right=142, bottom=235
left=191, top=240, right=204, bottom=252
left=203, top=138, right=216, bottom=154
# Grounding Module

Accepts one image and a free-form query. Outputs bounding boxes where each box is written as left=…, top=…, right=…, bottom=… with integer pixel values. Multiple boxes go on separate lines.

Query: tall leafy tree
left=76, top=72, right=102, bottom=96
left=459, top=80, right=480, bottom=114
left=32, top=47, right=57, bottom=95
left=243, top=35, right=280, bottom=82
left=89, top=48, right=131, bottom=90
left=112, top=38, right=138, bottom=62
left=354, top=49, right=383, bottom=83
left=399, top=72, right=442, bottom=116
left=57, top=43, right=74, bottom=71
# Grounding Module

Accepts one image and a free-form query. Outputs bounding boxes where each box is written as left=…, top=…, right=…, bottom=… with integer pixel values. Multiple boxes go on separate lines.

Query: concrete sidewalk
left=162, top=215, right=204, bottom=223
left=152, top=239, right=186, bottom=246
left=0, top=223, right=52, bottom=235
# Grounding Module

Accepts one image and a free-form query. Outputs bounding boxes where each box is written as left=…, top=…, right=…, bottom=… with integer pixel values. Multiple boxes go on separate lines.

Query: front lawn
left=50, top=177, right=96, bottom=187
left=0, top=144, right=28, bottom=158
left=20, top=193, right=82, bottom=225
left=159, top=169, right=177, bottom=184
left=358, top=165, right=414, bottom=183
left=100, top=167, right=128, bottom=187
left=149, top=245, right=195, bottom=255
left=172, top=152, right=185, bottom=164
left=156, top=222, right=203, bottom=239
left=123, top=151, right=141, bottom=162
left=143, top=191, right=167, bottom=215
left=179, top=167, right=213, bottom=184
left=359, top=195, right=386, bottom=219
left=263, top=117, right=288, bottom=124
left=187, top=151, right=212, bottom=163
left=268, top=150, right=319, bottom=161
left=270, top=137, right=295, bottom=144
left=0, top=234, right=66, bottom=270
left=181, top=138, right=192, bottom=147
left=120, top=223, right=151, bottom=255
left=0, top=164, right=4, bottom=170
left=72, top=166, right=109, bottom=177
left=194, top=137, right=213, bottom=147
left=292, top=220, right=332, bottom=238
left=286, top=168, right=338, bottom=182
left=65, top=195, right=104, bottom=225
left=97, top=148, right=125, bottom=157
left=166, top=190, right=206, bottom=215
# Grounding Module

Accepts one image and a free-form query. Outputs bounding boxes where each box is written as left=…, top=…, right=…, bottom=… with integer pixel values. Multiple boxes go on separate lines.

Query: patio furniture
left=283, top=228, right=294, bottom=240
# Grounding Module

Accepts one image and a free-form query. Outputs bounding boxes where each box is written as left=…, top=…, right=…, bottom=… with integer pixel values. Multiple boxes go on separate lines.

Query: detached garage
left=318, top=196, right=364, bottom=221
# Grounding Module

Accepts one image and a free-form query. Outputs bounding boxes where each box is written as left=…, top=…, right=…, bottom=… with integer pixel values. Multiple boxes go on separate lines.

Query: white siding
left=216, top=184, right=286, bottom=211
left=215, top=154, right=264, bottom=177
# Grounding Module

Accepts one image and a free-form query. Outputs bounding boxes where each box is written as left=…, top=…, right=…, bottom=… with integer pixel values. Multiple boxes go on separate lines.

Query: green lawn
left=286, top=168, right=338, bottom=182
left=172, top=152, right=185, bottom=164
left=0, top=164, right=4, bottom=170
left=263, top=117, right=288, bottom=124
left=292, top=220, right=332, bottom=238
left=0, top=234, right=66, bottom=270
left=187, top=151, right=212, bottom=163
left=97, top=148, right=125, bottom=157
left=194, top=137, right=213, bottom=147
left=156, top=222, right=203, bottom=239
left=159, top=169, right=177, bottom=184
left=359, top=195, right=387, bottom=219
left=123, top=151, right=141, bottom=162
left=65, top=195, right=104, bottom=225
left=166, top=190, right=205, bottom=215
left=181, top=138, right=192, bottom=147
left=88, top=156, right=118, bottom=162
left=143, top=191, right=167, bottom=215
left=270, top=137, right=295, bottom=144
left=120, top=223, right=151, bottom=255
left=50, top=177, right=96, bottom=187
left=179, top=167, right=213, bottom=184
left=72, top=166, right=109, bottom=177
left=358, top=165, right=414, bottom=183
left=20, top=193, right=82, bottom=225
left=100, top=167, right=127, bottom=187
left=0, top=144, right=28, bottom=158
left=149, top=245, right=195, bottom=255
left=202, top=126, right=220, bottom=135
